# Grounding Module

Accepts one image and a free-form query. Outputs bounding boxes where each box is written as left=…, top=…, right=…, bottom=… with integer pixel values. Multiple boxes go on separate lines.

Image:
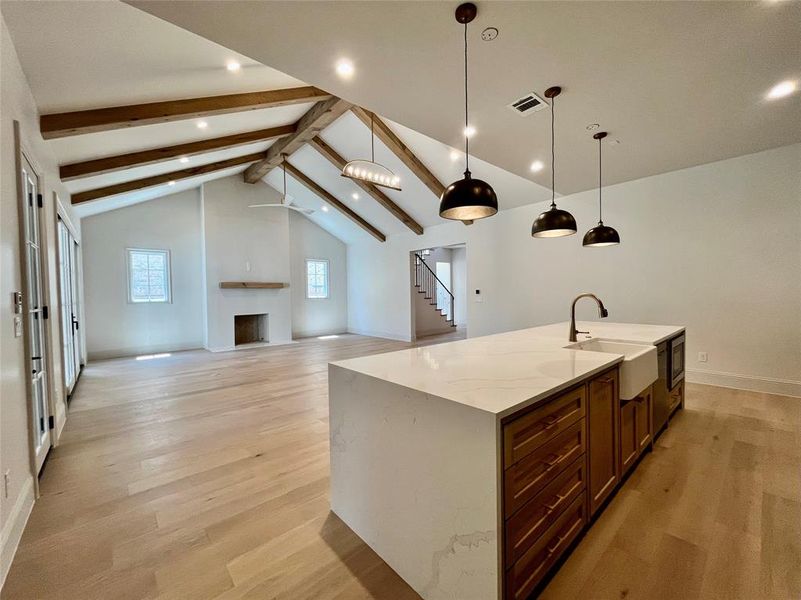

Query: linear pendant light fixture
left=342, top=111, right=401, bottom=190
left=583, top=131, right=620, bottom=247
left=439, top=2, right=498, bottom=221
left=531, top=86, right=577, bottom=238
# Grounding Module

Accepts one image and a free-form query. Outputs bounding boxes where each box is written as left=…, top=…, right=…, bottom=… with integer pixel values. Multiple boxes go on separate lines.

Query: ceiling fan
left=249, top=158, right=315, bottom=215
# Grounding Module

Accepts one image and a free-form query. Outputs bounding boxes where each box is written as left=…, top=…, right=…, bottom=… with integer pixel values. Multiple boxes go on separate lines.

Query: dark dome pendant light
left=439, top=3, right=498, bottom=221
left=582, top=131, right=621, bottom=247
left=531, top=86, right=577, bottom=238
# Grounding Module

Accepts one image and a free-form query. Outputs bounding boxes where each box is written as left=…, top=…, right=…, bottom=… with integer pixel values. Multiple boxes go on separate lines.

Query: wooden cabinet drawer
left=504, top=385, right=586, bottom=468
left=504, top=420, right=586, bottom=516
left=505, top=454, right=586, bottom=565
left=668, top=380, right=684, bottom=413
left=505, top=494, right=587, bottom=600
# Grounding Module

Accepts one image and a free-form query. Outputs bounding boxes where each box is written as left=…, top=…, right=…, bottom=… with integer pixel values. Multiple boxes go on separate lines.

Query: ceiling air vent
left=507, top=91, right=548, bottom=117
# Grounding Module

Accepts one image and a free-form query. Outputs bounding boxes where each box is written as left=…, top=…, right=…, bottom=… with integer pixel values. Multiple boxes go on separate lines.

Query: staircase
left=413, top=253, right=456, bottom=334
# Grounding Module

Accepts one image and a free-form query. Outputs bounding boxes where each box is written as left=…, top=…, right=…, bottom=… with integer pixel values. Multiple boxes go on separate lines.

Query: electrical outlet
left=698, top=352, right=708, bottom=363
left=3, top=470, right=9, bottom=498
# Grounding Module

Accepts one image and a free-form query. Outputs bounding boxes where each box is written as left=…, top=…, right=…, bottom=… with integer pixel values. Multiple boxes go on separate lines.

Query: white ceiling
left=2, top=0, right=551, bottom=241
left=126, top=0, right=801, bottom=194
left=0, top=0, right=306, bottom=112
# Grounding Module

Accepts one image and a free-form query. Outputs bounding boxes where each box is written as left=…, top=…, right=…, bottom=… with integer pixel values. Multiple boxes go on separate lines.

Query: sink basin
left=565, top=338, right=657, bottom=400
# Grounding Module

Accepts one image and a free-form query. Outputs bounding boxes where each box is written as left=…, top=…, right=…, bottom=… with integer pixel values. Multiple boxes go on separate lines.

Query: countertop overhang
left=331, top=321, right=685, bottom=418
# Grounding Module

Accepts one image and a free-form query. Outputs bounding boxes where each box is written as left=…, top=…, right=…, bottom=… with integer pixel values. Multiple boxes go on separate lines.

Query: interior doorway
left=58, top=216, right=83, bottom=396
left=410, top=244, right=467, bottom=340
left=20, top=151, right=51, bottom=473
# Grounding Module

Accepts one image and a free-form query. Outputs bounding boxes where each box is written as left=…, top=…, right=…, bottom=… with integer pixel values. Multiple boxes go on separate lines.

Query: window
left=306, top=259, right=329, bottom=299
left=127, top=248, right=171, bottom=303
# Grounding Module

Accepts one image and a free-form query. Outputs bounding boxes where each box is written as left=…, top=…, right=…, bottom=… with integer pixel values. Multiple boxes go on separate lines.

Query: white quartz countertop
left=331, top=321, right=685, bottom=418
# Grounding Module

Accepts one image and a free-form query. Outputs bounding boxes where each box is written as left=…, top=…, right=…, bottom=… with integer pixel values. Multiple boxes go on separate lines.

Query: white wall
left=288, top=210, right=347, bottom=338
left=201, top=176, right=292, bottom=351
left=348, top=143, right=801, bottom=396
left=451, top=246, right=467, bottom=327
left=0, top=17, right=80, bottom=585
left=81, top=189, right=204, bottom=359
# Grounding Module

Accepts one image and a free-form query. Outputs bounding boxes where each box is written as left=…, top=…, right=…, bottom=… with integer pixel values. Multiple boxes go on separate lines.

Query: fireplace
left=234, top=313, right=269, bottom=346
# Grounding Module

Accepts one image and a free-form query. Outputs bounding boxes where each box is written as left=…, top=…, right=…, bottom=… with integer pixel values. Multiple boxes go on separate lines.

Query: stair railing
left=414, top=253, right=455, bottom=324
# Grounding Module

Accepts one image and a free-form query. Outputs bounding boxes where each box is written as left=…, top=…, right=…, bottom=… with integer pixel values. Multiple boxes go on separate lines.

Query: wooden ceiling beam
left=351, top=106, right=445, bottom=197
left=283, top=163, right=386, bottom=243
left=243, top=97, right=352, bottom=183
left=307, top=136, right=424, bottom=235
left=59, top=124, right=296, bottom=181
left=351, top=106, right=473, bottom=226
left=41, top=86, right=329, bottom=139
left=70, top=152, right=265, bottom=205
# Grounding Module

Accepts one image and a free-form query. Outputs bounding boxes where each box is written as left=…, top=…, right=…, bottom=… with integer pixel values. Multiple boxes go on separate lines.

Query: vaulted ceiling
left=1, top=0, right=550, bottom=243
left=3, top=0, right=799, bottom=244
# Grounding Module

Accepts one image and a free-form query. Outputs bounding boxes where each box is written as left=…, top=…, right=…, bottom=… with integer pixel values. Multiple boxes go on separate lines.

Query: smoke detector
left=507, top=91, right=548, bottom=117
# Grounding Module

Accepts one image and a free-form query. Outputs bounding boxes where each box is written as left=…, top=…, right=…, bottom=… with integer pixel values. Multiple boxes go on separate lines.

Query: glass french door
left=58, top=218, right=82, bottom=393
left=21, top=154, right=51, bottom=472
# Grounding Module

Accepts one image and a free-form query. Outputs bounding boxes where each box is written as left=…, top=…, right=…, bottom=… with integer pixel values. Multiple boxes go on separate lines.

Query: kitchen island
left=328, top=321, right=685, bottom=600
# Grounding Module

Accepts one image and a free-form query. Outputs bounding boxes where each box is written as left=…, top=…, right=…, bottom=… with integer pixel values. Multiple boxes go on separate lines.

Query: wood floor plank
left=3, top=330, right=799, bottom=600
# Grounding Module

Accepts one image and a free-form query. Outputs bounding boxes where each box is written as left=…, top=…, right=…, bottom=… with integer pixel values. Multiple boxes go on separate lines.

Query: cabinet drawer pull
left=543, top=415, right=560, bottom=429
left=546, top=534, right=565, bottom=555
left=598, top=376, right=614, bottom=384
left=544, top=453, right=562, bottom=468
left=543, top=493, right=564, bottom=512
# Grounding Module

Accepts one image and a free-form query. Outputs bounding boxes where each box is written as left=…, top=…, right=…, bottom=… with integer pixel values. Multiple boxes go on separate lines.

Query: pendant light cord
left=598, top=136, right=603, bottom=224
left=550, top=94, right=556, bottom=208
left=463, top=21, right=470, bottom=175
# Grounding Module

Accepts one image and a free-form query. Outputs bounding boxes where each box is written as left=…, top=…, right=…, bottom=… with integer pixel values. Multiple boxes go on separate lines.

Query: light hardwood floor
left=3, top=333, right=799, bottom=599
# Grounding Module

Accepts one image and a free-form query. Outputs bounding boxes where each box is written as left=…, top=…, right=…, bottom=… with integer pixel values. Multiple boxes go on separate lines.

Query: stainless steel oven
left=668, top=333, right=685, bottom=389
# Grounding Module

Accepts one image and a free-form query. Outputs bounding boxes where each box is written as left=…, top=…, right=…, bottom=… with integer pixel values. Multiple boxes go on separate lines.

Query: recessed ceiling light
left=351, top=193, right=359, bottom=200
left=168, top=180, right=176, bottom=186
left=196, top=121, right=208, bottom=129
left=463, top=125, right=476, bottom=138
left=767, top=80, right=797, bottom=100
left=449, top=150, right=460, bottom=162
left=179, top=156, right=189, bottom=164
left=226, top=61, right=241, bottom=72
left=335, top=59, right=354, bottom=79
left=530, top=160, right=544, bottom=172
left=321, top=205, right=330, bottom=212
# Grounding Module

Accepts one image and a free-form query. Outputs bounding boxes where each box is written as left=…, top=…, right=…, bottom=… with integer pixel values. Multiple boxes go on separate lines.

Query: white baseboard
left=347, top=328, right=412, bottom=342
left=686, top=369, right=801, bottom=398
left=1, top=475, right=34, bottom=589
left=88, top=342, right=202, bottom=361
left=206, top=339, right=297, bottom=353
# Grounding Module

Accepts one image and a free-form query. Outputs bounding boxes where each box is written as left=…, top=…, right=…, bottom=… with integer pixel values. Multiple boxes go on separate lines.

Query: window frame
left=305, top=258, right=330, bottom=300
left=126, top=247, right=172, bottom=304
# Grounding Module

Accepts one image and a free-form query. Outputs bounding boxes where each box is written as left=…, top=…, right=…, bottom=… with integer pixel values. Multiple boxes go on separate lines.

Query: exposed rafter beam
left=243, top=97, right=352, bottom=183
left=307, top=136, right=424, bottom=235
left=70, top=152, right=265, bottom=205
left=284, top=163, right=386, bottom=243
left=59, top=124, right=296, bottom=181
left=351, top=107, right=473, bottom=226
left=41, top=86, right=329, bottom=139
left=351, top=107, right=445, bottom=197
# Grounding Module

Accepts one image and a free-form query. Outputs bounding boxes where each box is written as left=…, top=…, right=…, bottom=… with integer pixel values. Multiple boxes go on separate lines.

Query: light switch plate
left=14, top=316, right=22, bottom=338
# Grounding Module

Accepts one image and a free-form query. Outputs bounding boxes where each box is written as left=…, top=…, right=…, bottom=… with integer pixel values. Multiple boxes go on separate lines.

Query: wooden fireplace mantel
left=219, top=282, right=289, bottom=289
